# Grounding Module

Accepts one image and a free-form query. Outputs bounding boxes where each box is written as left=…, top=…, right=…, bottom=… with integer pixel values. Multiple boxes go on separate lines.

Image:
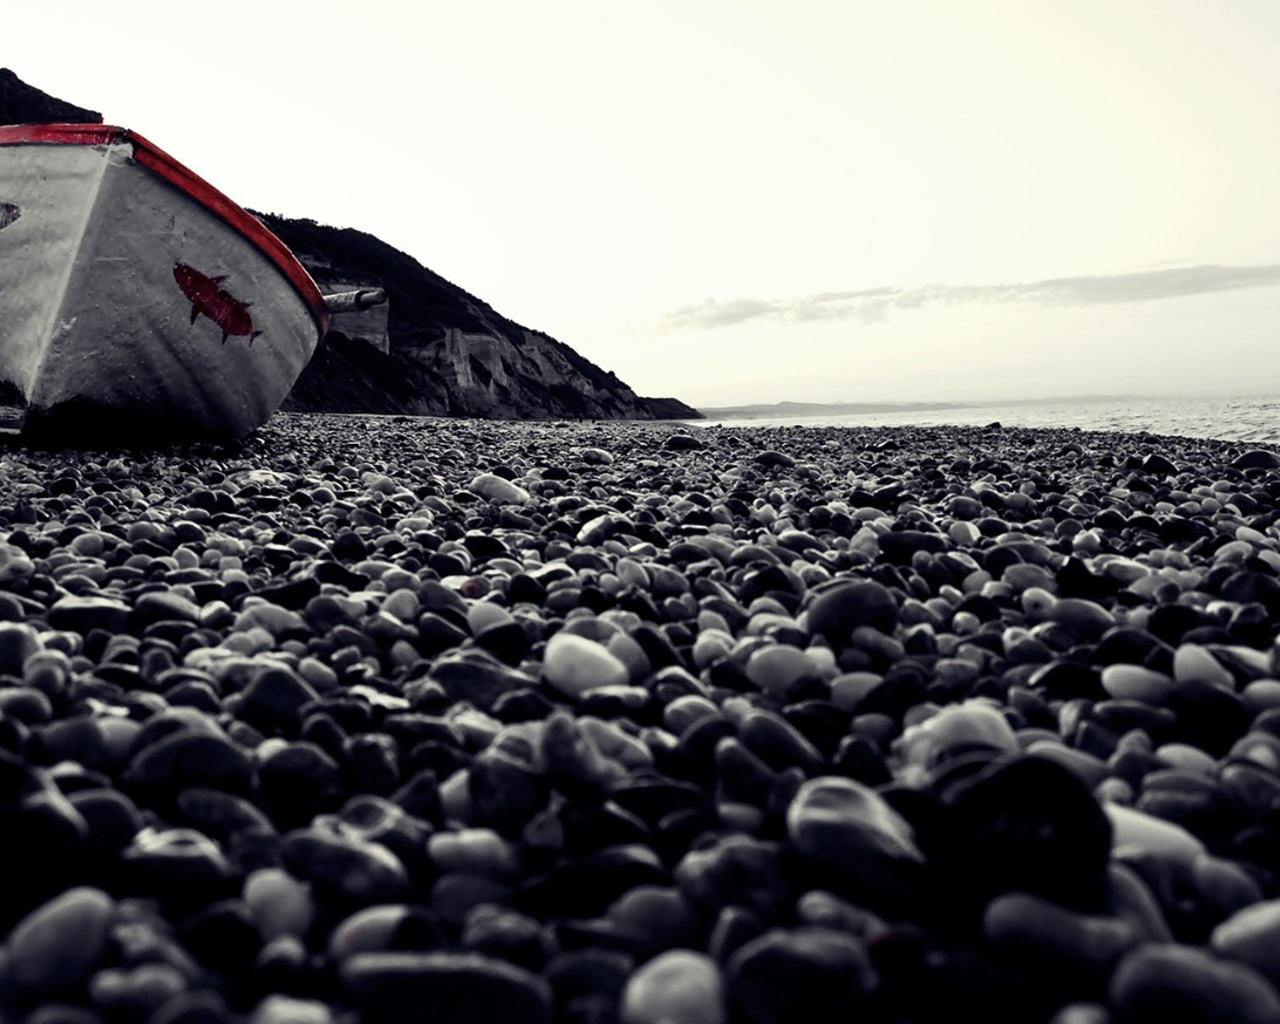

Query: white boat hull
left=0, top=125, right=328, bottom=440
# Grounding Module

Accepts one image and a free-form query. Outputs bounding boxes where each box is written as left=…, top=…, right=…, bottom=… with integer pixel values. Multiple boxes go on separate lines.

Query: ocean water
left=694, top=395, right=1280, bottom=444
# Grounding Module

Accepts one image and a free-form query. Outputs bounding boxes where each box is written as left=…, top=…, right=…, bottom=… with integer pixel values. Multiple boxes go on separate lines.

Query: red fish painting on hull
left=0, top=202, right=19, bottom=230
left=173, top=262, right=262, bottom=344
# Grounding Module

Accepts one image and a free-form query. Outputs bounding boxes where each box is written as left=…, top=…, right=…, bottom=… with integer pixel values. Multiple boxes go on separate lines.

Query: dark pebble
left=340, top=951, right=552, bottom=1024
left=934, top=755, right=1113, bottom=914
left=727, top=926, right=879, bottom=1024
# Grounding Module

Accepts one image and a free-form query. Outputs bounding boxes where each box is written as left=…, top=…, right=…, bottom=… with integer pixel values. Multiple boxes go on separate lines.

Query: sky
left=8, top=0, right=1280, bottom=408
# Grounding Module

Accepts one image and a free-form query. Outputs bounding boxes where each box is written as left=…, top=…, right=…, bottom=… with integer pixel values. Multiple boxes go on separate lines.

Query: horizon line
left=664, top=263, right=1280, bottom=331
left=693, top=390, right=1280, bottom=414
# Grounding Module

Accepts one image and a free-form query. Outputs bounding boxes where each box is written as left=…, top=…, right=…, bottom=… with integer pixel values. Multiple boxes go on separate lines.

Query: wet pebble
left=6, top=887, right=114, bottom=997
left=468, top=474, right=531, bottom=504
left=807, top=581, right=898, bottom=644
left=984, top=891, right=1140, bottom=989
left=281, top=829, right=411, bottom=906
left=1110, top=942, right=1280, bottom=1023
left=542, top=632, right=631, bottom=699
left=620, top=949, right=724, bottom=1024
left=1211, top=897, right=1280, bottom=986
left=726, top=927, right=878, bottom=1024
left=786, top=776, right=925, bottom=916
left=340, top=951, right=552, bottom=1024
left=243, top=867, right=314, bottom=941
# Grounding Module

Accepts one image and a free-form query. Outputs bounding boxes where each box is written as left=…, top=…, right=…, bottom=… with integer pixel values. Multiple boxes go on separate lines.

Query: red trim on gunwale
left=0, top=123, right=330, bottom=334
left=0, top=124, right=126, bottom=146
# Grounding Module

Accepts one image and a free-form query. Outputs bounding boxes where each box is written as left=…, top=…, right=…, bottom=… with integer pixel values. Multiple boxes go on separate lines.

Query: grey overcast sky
left=9, top=0, right=1280, bottom=407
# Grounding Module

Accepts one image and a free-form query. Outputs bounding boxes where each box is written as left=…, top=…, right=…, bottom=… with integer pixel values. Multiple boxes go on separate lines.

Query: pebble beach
left=4, top=412, right=1280, bottom=1023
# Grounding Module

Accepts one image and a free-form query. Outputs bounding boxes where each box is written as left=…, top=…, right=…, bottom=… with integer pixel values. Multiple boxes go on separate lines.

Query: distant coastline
left=695, top=394, right=1147, bottom=420
left=688, top=393, right=1280, bottom=444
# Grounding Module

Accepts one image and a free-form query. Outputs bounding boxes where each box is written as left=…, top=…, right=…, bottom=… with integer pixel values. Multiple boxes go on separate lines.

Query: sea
left=691, top=395, right=1280, bottom=445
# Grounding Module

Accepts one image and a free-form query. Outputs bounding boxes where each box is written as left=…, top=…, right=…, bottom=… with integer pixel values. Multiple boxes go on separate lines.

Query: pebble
left=22, top=649, right=72, bottom=702
left=897, top=700, right=1020, bottom=768
left=121, top=827, right=234, bottom=905
left=745, top=643, right=817, bottom=696
left=428, top=651, right=537, bottom=710
left=248, top=995, right=335, bottom=1024
left=1110, top=943, right=1280, bottom=1024
left=726, top=927, right=878, bottom=1024
left=620, top=950, right=725, bottom=1024
left=1193, top=851, right=1265, bottom=921
left=468, top=474, right=530, bottom=504
left=7, top=887, right=114, bottom=996
left=1174, top=644, right=1236, bottom=688
left=89, top=963, right=188, bottom=1020
left=431, top=873, right=515, bottom=928
left=1233, top=450, right=1280, bottom=470
left=984, top=891, right=1140, bottom=985
left=1101, top=665, right=1178, bottom=705
left=605, top=886, right=693, bottom=951
left=243, top=868, right=315, bottom=941
left=786, top=776, right=924, bottom=915
left=281, top=829, right=412, bottom=906
left=1211, top=897, right=1280, bottom=985
left=1050, top=597, right=1116, bottom=639
left=1107, top=803, right=1207, bottom=870
left=468, top=746, right=548, bottom=835
left=428, top=828, right=521, bottom=877
left=795, top=890, right=886, bottom=939
left=738, top=708, right=824, bottom=774
left=148, top=989, right=230, bottom=1024
left=807, top=581, right=898, bottom=644
left=541, top=632, right=631, bottom=698
left=327, top=903, right=414, bottom=962
left=539, top=712, right=621, bottom=799
left=939, top=754, right=1113, bottom=911
left=0, top=621, right=41, bottom=676
left=238, top=665, right=320, bottom=732
left=340, top=951, right=552, bottom=1024
left=675, top=835, right=790, bottom=922
left=126, top=729, right=255, bottom=797
left=71, top=788, right=143, bottom=855
left=46, top=594, right=131, bottom=634
left=462, top=905, right=549, bottom=969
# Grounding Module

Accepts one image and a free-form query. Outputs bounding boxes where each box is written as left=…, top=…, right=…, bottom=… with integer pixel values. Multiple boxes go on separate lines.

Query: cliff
left=261, top=215, right=699, bottom=420
left=0, top=69, right=701, bottom=422
left=0, top=69, right=100, bottom=125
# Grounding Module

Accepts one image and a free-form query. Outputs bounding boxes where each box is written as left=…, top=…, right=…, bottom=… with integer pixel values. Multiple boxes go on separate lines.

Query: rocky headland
left=0, top=69, right=101, bottom=126
left=258, top=215, right=698, bottom=422
left=0, top=417, right=1279, bottom=1023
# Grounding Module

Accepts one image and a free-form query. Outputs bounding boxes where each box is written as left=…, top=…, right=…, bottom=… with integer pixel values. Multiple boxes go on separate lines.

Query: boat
left=0, top=123, right=383, bottom=441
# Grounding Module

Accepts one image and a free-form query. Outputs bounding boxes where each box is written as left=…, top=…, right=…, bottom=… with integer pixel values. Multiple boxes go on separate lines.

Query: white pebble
left=543, top=633, right=630, bottom=698
left=468, top=473, right=529, bottom=504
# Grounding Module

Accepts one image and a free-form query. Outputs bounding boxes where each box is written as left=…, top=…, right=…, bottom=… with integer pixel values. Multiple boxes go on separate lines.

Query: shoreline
left=1, top=413, right=1280, bottom=1021
left=684, top=395, right=1280, bottom=446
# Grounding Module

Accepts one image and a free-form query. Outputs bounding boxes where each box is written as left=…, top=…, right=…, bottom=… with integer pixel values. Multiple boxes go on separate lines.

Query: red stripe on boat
left=0, top=124, right=126, bottom=146
left=0, top=123, right=330, bottom=334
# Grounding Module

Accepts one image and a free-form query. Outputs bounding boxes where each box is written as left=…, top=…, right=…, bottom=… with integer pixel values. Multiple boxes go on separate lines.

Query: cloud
left=661, top=263, right=1280, bottom=330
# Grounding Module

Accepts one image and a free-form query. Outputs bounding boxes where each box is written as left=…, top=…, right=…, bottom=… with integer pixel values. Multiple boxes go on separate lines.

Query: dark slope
left=0, top=69, right=101, bottom=125
left=262, top=214, right=699, bottom=420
